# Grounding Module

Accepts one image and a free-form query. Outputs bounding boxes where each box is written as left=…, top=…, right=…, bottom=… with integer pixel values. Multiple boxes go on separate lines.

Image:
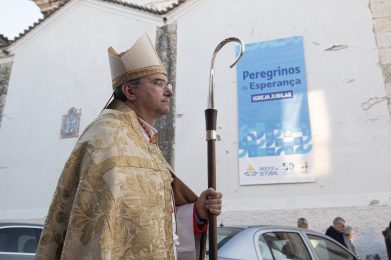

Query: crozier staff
left=205, top=37, right=244, bottom=260
left=36, top=34, right=222, bottom=260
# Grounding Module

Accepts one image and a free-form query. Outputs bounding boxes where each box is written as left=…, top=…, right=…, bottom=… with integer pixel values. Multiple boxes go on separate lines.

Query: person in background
left=325, top=217, right=347, bottom=247
left=343, top=225, right=359, bottom=257
left=297, top=217, right=309, bottom=229
left=382, top=221, right=391, bottom=260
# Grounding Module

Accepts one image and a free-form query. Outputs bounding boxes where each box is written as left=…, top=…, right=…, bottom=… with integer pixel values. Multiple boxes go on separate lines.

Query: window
left=307, top=234, right=355, bottom=260
left=0, top=227, right=42, bottom=253
left=258, top=231, right=311, bottom=260
left=206, top=227, right=243, bottom=255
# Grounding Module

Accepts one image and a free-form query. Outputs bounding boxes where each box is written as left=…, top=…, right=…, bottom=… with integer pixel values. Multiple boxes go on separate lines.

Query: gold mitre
left=108, top=34, right=167, bottom=89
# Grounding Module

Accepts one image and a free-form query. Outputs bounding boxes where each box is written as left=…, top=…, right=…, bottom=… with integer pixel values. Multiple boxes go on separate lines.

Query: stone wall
left=0, top=61, right=12, bottom=128
left=370, top=0, right=391, bottom=115
left=155, top=22, right=177, bottom=165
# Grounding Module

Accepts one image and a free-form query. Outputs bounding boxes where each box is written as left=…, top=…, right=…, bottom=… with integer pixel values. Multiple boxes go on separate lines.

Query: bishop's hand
left=196, top=188, right=223, bottom=220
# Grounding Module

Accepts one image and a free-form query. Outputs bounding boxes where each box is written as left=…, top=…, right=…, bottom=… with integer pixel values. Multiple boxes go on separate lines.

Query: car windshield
left=206, top=226, right=243, bottom=255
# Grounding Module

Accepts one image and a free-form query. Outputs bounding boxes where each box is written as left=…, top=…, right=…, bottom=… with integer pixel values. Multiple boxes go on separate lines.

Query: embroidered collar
left=138, top=117, right=158, bottom=144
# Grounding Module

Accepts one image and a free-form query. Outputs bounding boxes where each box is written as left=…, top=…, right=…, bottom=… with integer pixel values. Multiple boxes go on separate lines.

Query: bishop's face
left=131, top=73, right=173, bottom=124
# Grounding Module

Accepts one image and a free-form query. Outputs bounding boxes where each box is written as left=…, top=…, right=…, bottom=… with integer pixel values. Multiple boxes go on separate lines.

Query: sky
left=0, top=0, right=43, bottom=40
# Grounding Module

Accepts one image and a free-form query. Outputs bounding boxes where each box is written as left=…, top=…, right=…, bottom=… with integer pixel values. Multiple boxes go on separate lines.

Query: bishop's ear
left=122, top=84, right=136, bottom=101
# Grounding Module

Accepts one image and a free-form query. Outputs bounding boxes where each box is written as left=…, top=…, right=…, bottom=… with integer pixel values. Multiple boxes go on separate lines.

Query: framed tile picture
left=60, top=107, right=81, bottom=138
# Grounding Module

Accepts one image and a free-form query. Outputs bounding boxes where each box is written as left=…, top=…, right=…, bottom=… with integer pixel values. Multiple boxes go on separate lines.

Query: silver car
left=0, top=223, right=43, bottom=260
left=207, top=225, right=359, bottom=260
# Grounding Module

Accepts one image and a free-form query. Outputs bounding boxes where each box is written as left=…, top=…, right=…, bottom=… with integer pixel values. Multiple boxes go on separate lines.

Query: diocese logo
left=243, top=165, right=259, bottom=176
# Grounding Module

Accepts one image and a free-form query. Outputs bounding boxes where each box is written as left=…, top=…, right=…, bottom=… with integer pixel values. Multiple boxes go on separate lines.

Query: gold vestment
left=36, top=101, right=205, bottom=259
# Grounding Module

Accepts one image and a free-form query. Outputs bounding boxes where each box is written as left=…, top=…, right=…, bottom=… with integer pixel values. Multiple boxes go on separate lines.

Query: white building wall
left=173, top=0, right=391, bottom=257
left=0, top=0, right=162, bottom=219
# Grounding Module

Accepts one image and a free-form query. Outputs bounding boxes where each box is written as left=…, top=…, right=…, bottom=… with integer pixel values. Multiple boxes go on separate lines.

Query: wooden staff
left=205, top=37, right=245, bottom=260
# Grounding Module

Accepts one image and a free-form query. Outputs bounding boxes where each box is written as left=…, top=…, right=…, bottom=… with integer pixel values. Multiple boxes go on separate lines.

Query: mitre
left=108, top=34, right=167, bottom=89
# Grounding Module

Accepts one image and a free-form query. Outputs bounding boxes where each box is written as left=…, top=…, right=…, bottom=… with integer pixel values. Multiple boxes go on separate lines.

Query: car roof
left=219, top=224, right=323, bottom=235
left=0, top=222, right=43, bottom=228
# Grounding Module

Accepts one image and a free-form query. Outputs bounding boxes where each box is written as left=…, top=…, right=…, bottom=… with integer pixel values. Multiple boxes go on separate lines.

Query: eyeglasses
left=143, top=78, right=173, bottom=91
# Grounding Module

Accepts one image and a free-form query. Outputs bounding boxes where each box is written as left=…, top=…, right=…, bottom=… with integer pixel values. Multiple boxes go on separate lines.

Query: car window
left=258, top=231, right=311, bottom=260
left=206, top=227, right=243, bottom=255
left=0, top=227, right=42, bottom=253
left=307, top=234, right=355, bottom=260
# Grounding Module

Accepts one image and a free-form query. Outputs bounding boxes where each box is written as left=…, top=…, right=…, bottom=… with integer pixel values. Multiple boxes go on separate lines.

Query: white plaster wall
left=175, top=0, right=391, bottom=209
left=174, top=0, right=391, bottom=257
left=0, top=0, right=162, bottom=219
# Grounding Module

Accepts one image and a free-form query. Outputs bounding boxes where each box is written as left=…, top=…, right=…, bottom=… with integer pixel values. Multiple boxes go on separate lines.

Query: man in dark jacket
left=383, top=221, right=391, bottom=260
left=325, top=217, right=347, bottom=247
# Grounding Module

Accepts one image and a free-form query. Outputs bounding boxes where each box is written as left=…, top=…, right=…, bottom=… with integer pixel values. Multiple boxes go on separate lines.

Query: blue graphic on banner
left=237, top=36, right=312, bottom=159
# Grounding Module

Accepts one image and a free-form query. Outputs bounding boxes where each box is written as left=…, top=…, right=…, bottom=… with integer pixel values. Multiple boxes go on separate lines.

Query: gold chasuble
left=36, top=100, right=204, bottom=260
